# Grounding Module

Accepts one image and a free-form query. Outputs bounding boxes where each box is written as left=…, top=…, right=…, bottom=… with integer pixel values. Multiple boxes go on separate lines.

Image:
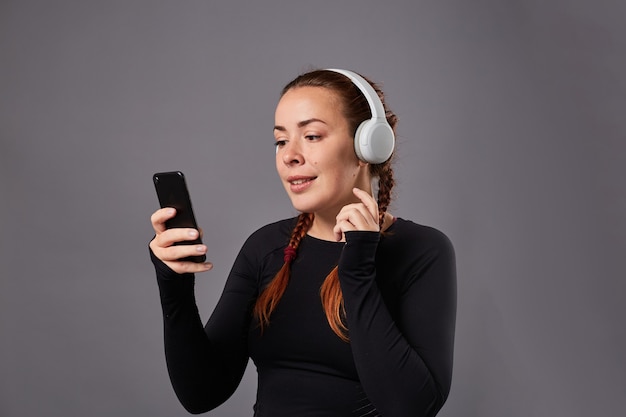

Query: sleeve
left=150, top=243, right=259, bottom=414
left=338, top=229, right=457, bottom=417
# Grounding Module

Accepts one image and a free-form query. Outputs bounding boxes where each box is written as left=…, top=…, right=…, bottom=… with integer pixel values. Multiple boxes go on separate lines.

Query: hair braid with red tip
left=253, top=213, right=313, bottom=332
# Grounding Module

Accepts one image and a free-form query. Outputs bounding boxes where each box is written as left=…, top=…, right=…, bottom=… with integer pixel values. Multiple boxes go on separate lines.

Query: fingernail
left=189, top=230, right=198, bottom=238
left=196, top=245, right=206, bottom=252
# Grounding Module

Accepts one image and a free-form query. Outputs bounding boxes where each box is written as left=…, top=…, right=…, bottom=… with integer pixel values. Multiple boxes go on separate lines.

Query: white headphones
left=326, top=68, right=395, bottom=164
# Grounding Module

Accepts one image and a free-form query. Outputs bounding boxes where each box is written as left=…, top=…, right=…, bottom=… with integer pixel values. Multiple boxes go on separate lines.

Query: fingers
left=150, top=208, right=212, bottom=274
left=151, top=207, right=202, bottom=248
left=343, top=188, right=379, bottom=227
left=149, top=229, right=204, bottom=259
left=151, top=207, right=177, bottom=234
left=333, top=188, right=380, bottom=241
left=166, top=259, right=214, bottom=274
left=333, top=207, right=376, bottom=240
left=155, top=227, right=202, bottom=248
left=149, top=237, right=213, bottom=274
left=152, top=239, right=206, bottom=261
left=334, top=219, right=356, bottom=241
left=352, top=187, right=379, bottom=220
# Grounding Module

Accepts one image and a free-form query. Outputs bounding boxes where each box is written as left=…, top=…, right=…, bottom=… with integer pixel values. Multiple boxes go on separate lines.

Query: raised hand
left=333, top=188, right=380, bottom=242
left=149, top=207, right=213, bottom=274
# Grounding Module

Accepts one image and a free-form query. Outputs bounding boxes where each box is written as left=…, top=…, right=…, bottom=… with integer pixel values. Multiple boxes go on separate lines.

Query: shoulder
left=378, top=218, right=456, bottom=292
left=230, top=217, right=297, bottom=275
left=239, top=217, right=297, bottom=256
left=385, top=218, right=455, bottom=256
left=225, top=217, right=297, bottom=287
left=246, top=217, right=297, bottom=243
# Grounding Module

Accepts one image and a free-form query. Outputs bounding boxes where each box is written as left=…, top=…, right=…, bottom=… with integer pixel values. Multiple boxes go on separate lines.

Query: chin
left=289, top=202, right=315, bottom=214
left=286, top=195, right=321, bottom=214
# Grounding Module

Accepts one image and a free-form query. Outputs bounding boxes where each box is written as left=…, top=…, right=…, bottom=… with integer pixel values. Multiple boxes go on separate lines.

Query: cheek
left=340, top=144, right=359, bottom=165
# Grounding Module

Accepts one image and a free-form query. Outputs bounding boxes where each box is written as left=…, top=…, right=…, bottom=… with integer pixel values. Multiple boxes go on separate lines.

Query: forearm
left=339, top=231, right=456, bottom=417
left=341, top=273, right=442, bottom=416
left=152, top=250, right=248, bottom=413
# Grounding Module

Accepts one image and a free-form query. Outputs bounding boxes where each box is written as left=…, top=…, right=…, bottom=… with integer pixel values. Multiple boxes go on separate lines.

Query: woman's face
left=274, top=86, right=371, bottom=218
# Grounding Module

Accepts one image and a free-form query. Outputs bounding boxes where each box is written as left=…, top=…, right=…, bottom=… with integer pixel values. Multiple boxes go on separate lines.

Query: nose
left=281, top=140, right=304, bottom=166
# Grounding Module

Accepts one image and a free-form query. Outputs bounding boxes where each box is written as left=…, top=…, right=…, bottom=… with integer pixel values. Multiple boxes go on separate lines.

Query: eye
left=274, top=139, right=287, bottom=148
left=304, top=135, right=321, bottom=141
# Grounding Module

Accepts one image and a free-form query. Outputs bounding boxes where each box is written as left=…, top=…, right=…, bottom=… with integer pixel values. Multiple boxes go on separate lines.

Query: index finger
left=352, top=187, right=378, bottom=219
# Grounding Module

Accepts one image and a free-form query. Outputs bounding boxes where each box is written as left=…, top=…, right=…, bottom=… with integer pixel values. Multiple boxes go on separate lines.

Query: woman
left=149, top=69, right=456, bottom=416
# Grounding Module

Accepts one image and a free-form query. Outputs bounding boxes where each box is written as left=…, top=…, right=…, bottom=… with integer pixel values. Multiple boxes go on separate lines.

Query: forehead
left=275, top=86, right=344, bottom=120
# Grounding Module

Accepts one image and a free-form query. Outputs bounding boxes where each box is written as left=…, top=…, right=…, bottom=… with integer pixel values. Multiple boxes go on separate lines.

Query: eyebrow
left=273, top=118, right=327, bottom=132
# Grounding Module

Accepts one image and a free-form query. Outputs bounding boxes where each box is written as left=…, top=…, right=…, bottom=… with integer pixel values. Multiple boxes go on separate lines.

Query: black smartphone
left=153, top=171, right=206, bottom=263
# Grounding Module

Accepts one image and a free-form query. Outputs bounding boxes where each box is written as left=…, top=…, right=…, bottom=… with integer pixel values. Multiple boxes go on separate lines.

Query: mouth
left=290, top=178, right=314, bottom=185
left=287, top=176, right=317, bottom=192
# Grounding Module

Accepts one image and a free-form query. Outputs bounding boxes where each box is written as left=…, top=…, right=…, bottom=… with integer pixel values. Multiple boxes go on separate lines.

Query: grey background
left=1, top=1, right=624, bottom=416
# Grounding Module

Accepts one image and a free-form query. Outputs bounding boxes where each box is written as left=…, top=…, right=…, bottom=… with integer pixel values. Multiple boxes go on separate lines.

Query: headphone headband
left=326, top=68, right=386, bottom=120
left=325, top=68, right=395, bottom=164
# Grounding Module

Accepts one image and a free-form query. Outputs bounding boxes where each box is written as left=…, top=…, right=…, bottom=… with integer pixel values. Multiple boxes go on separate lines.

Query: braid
left=319, top=266, right=348, bottom=341
left=289, top=213, right=313, bottom=249
left=376, top=162, right=395, bottom=229
left=253, top=213, right=313, bottom=332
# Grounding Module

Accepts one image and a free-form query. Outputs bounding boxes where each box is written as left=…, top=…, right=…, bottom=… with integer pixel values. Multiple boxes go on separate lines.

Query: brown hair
left=253, top=69, right=397, bottom=341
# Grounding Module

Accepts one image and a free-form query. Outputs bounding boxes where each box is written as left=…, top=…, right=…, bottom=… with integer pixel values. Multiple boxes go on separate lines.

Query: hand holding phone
left=153, top=171, right=206, bottom=263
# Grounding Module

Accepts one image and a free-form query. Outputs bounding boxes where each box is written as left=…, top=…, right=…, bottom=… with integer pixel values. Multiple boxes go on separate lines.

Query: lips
left=287, top=176, right=317, bottom=192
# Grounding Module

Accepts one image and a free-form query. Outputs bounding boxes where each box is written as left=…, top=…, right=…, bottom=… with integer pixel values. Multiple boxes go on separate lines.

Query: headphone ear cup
left=353, top=121, right=368, bottom=162
left=354, top=119, right=395, bottom=164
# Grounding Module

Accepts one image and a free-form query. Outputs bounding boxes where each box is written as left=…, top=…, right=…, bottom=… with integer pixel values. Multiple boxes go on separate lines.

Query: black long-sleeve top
left=152, top=217, right=456, bottom=416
